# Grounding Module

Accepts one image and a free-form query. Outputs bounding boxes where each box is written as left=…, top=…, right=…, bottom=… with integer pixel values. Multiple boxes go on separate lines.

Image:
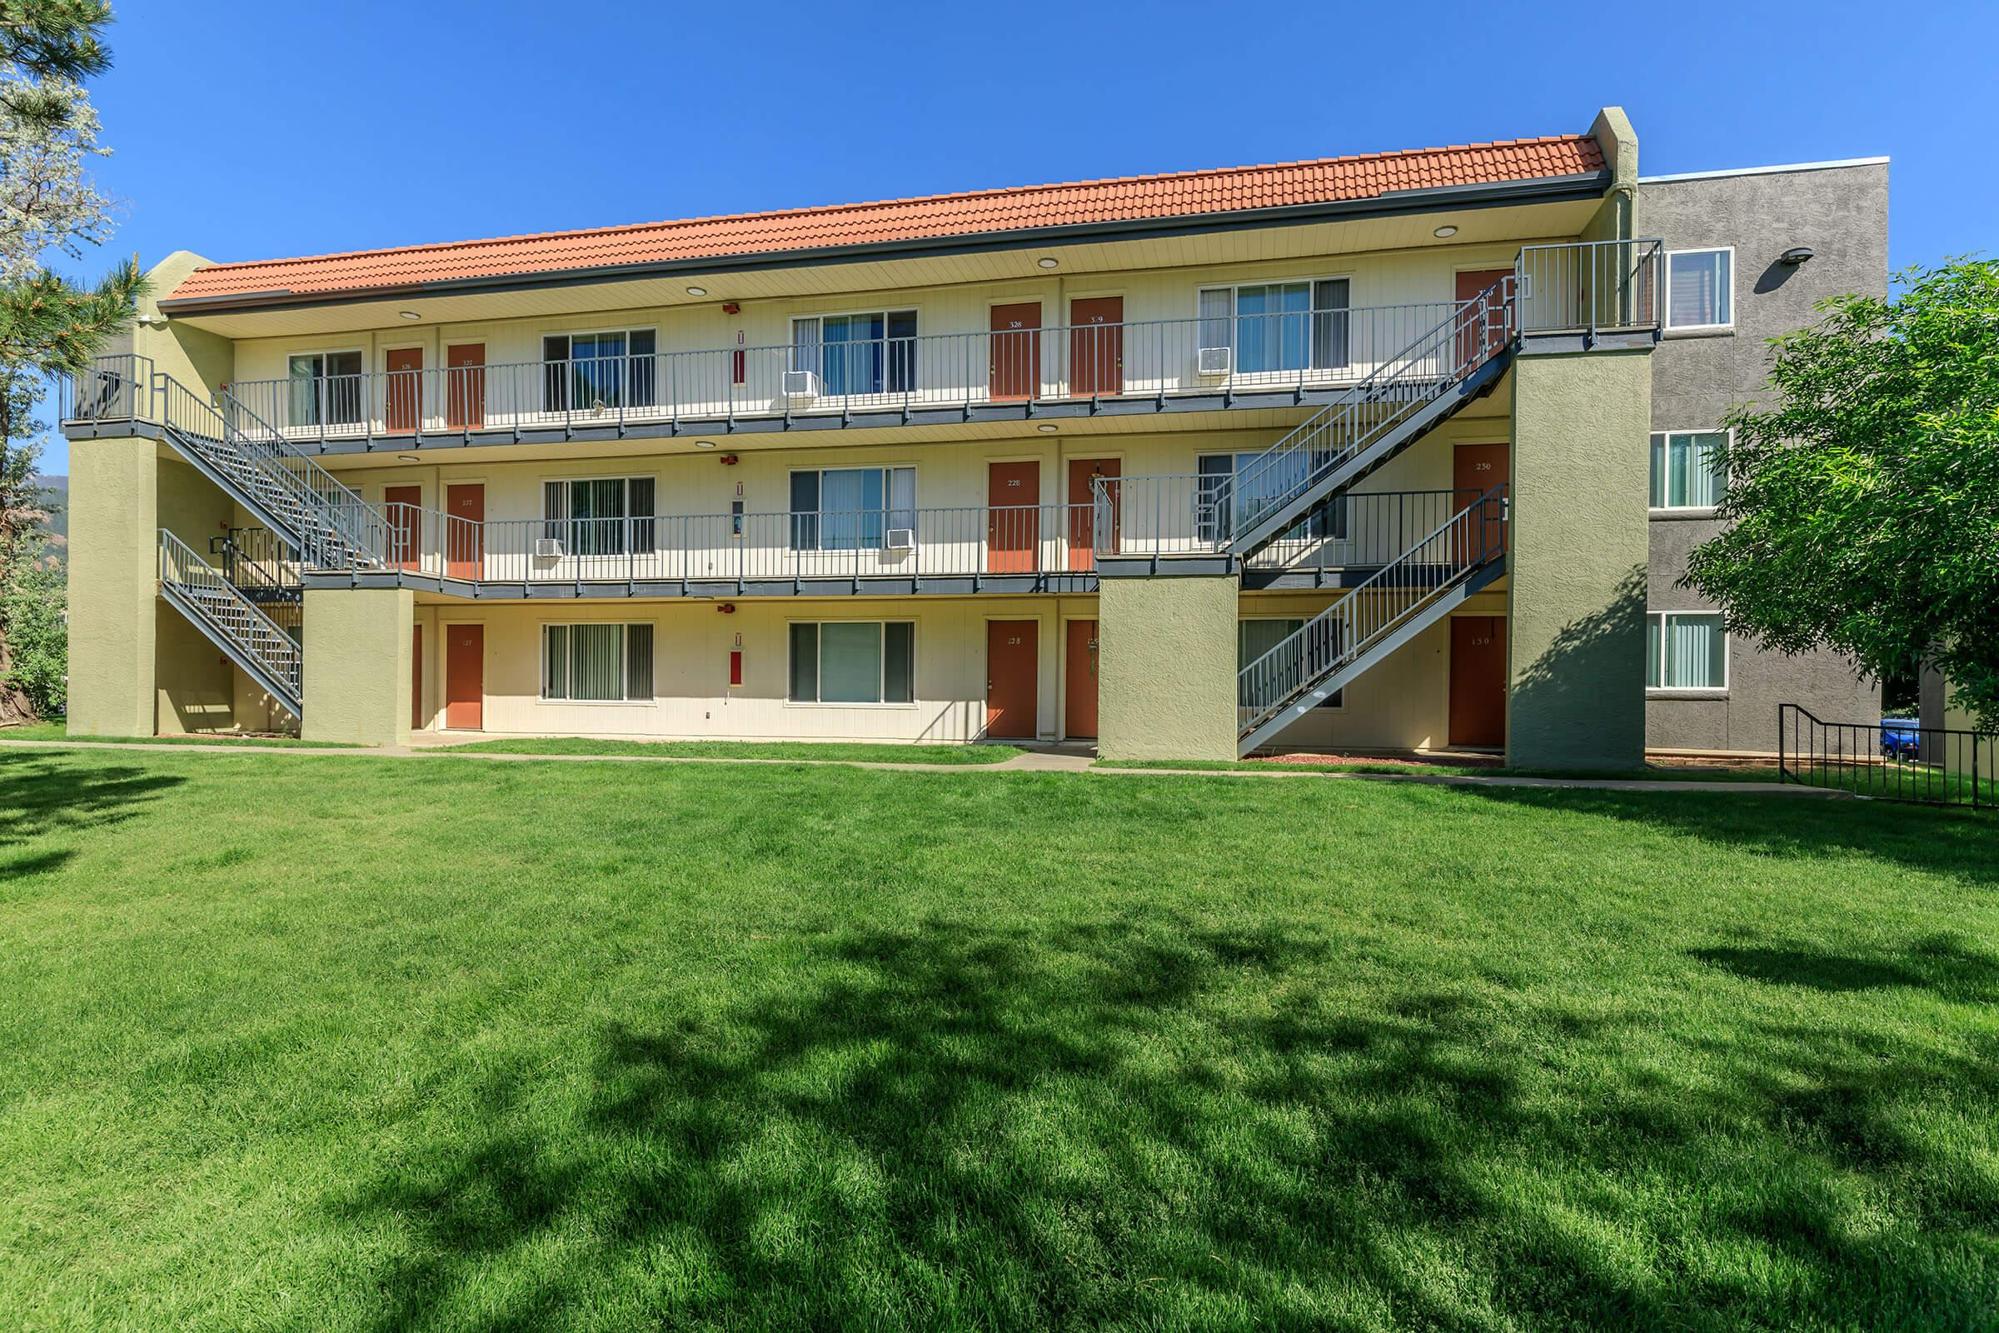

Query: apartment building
left=61, top=107, right=1884, bottom=765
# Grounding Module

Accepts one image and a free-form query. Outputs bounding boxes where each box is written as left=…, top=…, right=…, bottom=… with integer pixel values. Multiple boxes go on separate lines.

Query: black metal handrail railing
left=1778, top=703, right=1992, bottom=810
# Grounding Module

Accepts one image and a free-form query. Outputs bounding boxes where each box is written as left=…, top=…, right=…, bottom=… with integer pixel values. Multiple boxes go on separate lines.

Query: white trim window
left=1665, top=249, right=1733, bottom=331
left=790, top=310, right=918, bottom=396
left=1646, top=612, right=1728, bottom=691
left=542, top=623, right=654, bottom=702
left=789, top=466, right=916, bottom=551
left=1198, top=279, right=1350, bottom=374
left=1239, top=617, right=1341, bottom=709
left=788, top=621, right=915, bottom=704
left=543, top=477, right=656, bottom=556
left=542, top=329, right=657, bottom=412
left=1198, top=452, right=1343, bottom=544
left=1649, top=430, right=1727, bottom=510
left=287, top=350, right=364, bottom=426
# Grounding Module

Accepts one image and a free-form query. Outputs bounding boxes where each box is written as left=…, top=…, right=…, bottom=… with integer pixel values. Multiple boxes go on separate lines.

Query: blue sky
left=38, top=0, right=1997, bottom=470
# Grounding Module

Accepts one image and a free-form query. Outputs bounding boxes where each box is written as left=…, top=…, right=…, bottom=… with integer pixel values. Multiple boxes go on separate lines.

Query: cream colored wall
left=67, top=436, right=158, bottom=736
left=154, top=455, right=237, bottom=733
left=302, top=588, right=412, bottom=746
left=135, top=251, right=233, bottom=399
left=419, top=595, right=1099, bottom=743
left=1097, top=574, right=1239, bottom=761
left=225, top=245, right=1542, bottom=395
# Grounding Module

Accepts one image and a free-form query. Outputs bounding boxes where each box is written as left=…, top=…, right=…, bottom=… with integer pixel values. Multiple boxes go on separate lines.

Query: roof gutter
left=159, top=170, right=1610, bottom=316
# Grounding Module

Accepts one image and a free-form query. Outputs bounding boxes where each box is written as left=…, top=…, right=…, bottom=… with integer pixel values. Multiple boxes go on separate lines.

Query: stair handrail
left=217, top=385, right=383, bottom=567
left=1214, top=279, right=1513, bottom=552
left=1238, top=484, right=1508, bottom=737
left=157, top=528, right=304, bottom=688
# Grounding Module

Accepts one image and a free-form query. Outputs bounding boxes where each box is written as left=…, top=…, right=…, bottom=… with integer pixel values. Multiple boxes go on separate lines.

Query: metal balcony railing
left=1514, top=238, right=1664, bottom=337
left=218, top=302, right=1456, bottom=443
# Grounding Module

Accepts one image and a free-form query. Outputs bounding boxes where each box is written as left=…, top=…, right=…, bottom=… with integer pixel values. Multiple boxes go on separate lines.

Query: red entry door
left=445, top=624, right=484, bottom=730
left=1067, top=457, right=1119, bottom=571
left=1453, top=442, right=1510, bottom=562
left=385, top=347, right=422, bottom=434
left=1449, top=616, right=1507, bottom=748
left=445, top=483, right=483, bottom=580
left=1070, top=296, right=1123, bottom=398
left=989, top=302, right=1041, bottom=401
left=384, top=484, right=421, bottom=569
left=986, top=620, right=1038, bottom=739
left=987, top=460, right=1040, bottom=574
left=411, top=625, right=423, bottom=731
left=1064, top=619, right=1099, bottom=739
left=446, top=343, right=485, bottom=430
left=1454, top=269, right=1512, bottom=372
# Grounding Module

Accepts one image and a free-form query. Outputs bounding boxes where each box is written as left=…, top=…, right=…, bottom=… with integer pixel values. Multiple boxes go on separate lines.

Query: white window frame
left=787, top=465, right=917, bottom=551
left=538, top=621, right=656, bottom=704
left=286, top=348, right=367, bottom=426
left=1663, top=247, right=1735, bottom=333
left=785, top=618, right=917, bottom=707
left=1645, top=611, right=1730, bottom=693
left=541, top=475, right=658, bottom=556
left=540, top=327, right=659, bottom=411
left=1648, top=428, right=1730, bottom=514
left=789, top=308, right=920, bottom=394
left=1196, top=276, right=1354, bottom=370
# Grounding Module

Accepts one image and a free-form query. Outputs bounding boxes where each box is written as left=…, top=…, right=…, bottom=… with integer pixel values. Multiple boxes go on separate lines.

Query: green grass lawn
left=439, top=736, right=1022, bottom=764
left=0, top=719, right=350, bottom=748
left=1095, top=757, right=1786, bottom=782
left=1, top=750, right=1994, bottom=1328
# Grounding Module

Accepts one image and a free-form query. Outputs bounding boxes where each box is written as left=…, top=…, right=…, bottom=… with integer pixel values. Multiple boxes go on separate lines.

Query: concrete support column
left=1097, top=572, right=1239, bottom=762
left=302, top=588, right=413, bottom=747
left=1507, top=346, right=1653, bottom=770
left=67, top=436, right=159, bottom=736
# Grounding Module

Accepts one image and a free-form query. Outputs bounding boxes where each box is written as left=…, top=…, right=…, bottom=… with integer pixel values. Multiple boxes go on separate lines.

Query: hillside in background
left=29, top=476, right=66, bottom=544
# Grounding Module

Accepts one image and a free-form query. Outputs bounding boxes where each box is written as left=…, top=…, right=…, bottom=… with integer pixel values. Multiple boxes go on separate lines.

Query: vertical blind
left=1667, top=251, right=1731, bottom=328
left=1649, top=432, right=1725, bottom=508
left=788, top=622, right=914, bottom=703
left=1648, top=613, right=1725, bottom=689
left=542, top=623, right=653, bottom=701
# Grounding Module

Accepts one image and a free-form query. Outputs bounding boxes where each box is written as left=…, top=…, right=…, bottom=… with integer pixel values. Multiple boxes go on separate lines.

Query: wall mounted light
left=716, top=602, right=737, bottom=614
left=1779, top=246, right=1815, bottom=266
left=686, top=285, right=708, bottom=297
left=1037, top=257, right=1060, bottom=270
left=719, top=454, right=739, bottom=466
left=1432, top=225, right=1458, bottom=239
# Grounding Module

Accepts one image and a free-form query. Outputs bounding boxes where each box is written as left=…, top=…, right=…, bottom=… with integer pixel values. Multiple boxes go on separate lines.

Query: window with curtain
left=541, top=623, right=654, bottom=701
left=1196, top=280, right=1349, bottom=372
left=542, top=477, right=656, bottom=556
left=541, top=330, right=658, bottom=412
left=287, top=351, right=364, bottom=426
left=1197, top=452, right=1345, bottom=545
left=1646, top=612, right=1727, bottom=690
left=1238, top=618, right=1340, bottom=708
left=788, top=621, right=914, bottom=703
left=790, top=311, right=917, bottom=395
left=788, top=467, right=916, bottom=551
left=1665, top=250, right=1732, bottom=329
left=1649, top=431, right=1726, bottom=509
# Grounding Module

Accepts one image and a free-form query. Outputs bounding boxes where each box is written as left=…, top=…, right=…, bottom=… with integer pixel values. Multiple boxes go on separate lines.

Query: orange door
left=986, top=620, right=1038, bottom=738
left=411, top=625, right=423, bottom=731
left=1454, top=269, right=1512, bottom=371
left=1449, top=616, right=1506, bottom=748
left=989, top=302, right=1041, bottom=401
left=1064, top=619, right=1099, bottom=739
left=1069, top=296, right=1123, bottom=398
left=445, top=483, right=483, bottom=580
left=1066, top=457, right=1119, bottom=571
left=445, top=623, right=483, bottom=730
left=987, top=460, right=1040, bottom=574
left=446, top=343, right=485, bottom=430
left=384, top=483, right=421, bottom=569
left=1453, top=443, right=1510, bottom=561
left=385, top=347, right=422, bottom=434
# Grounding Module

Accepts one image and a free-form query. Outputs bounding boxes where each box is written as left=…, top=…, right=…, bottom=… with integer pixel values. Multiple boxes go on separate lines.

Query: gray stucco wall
left=1635, top=162, right=1888, bottom=752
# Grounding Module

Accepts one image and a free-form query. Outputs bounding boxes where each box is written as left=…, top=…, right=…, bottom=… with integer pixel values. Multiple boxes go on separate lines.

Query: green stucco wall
left=302, top=588, right=412, bottom=747
left=134, top=251, right=233, bottom=399
left=1506, top=347, right=1653, bottom=770
left=67, top=436, right=159, bottom=736
left=1097, top=573, right=1240, bottom=761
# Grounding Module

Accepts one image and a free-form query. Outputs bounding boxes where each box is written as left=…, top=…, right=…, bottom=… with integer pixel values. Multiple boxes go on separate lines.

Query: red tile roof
left=163, top=134, right=1604, bottom=308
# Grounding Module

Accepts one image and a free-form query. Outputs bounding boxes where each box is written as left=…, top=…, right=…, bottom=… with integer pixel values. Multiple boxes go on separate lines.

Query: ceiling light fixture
left=396, top=454, right=421, bottom=463
left=398, top=310, right=421, bottom=320
left=695, top=440, right=717, bottom=449
left=1036, top=423, right=1058, bottom=434
left=686, top=285, right=708, bottom=297
left=1037, top=257, right=1060, bottom=270
left=1433, top=225, right=1458, bottom=239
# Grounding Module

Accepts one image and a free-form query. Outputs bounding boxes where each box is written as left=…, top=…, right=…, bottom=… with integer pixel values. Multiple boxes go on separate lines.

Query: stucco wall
left=1097, top=574, right=1239, bottom=761
left=1638, top=162, right=1888, bottom=749
left=303, top=587, right=412, bottom=746
left=1507, top=346, right=1652, bottom=770
left=66, top=436, right=158, bottom=736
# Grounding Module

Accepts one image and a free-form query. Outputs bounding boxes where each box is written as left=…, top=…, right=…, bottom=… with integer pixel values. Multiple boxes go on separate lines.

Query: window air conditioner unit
left=533, top=537, right=565, bottom=559
left=782, top=369, right=821, bottom=398
left=1197, top=346, right=1232, bottom=376
left=883, top=528, right=915, bottom=552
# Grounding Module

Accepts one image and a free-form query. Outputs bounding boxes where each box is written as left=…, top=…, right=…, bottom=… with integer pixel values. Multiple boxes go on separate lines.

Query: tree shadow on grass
left=328, top=916, right=1998, bottom=1329
left=0, top=753, right=185, bottom=878
left=1692, top=934, right=1999, bottom=1000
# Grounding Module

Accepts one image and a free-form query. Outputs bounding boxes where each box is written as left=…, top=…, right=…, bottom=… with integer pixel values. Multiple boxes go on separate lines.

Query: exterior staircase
left=1237, top=486, right=1508, bottom=755
left=157, top=530, right=304, bottom=717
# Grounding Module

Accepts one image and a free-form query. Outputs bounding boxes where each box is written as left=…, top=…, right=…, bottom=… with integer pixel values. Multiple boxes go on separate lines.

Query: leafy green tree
left=0, top=525, right=62, bottom=715
left=1684, top=259, right=1999, bottom=728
